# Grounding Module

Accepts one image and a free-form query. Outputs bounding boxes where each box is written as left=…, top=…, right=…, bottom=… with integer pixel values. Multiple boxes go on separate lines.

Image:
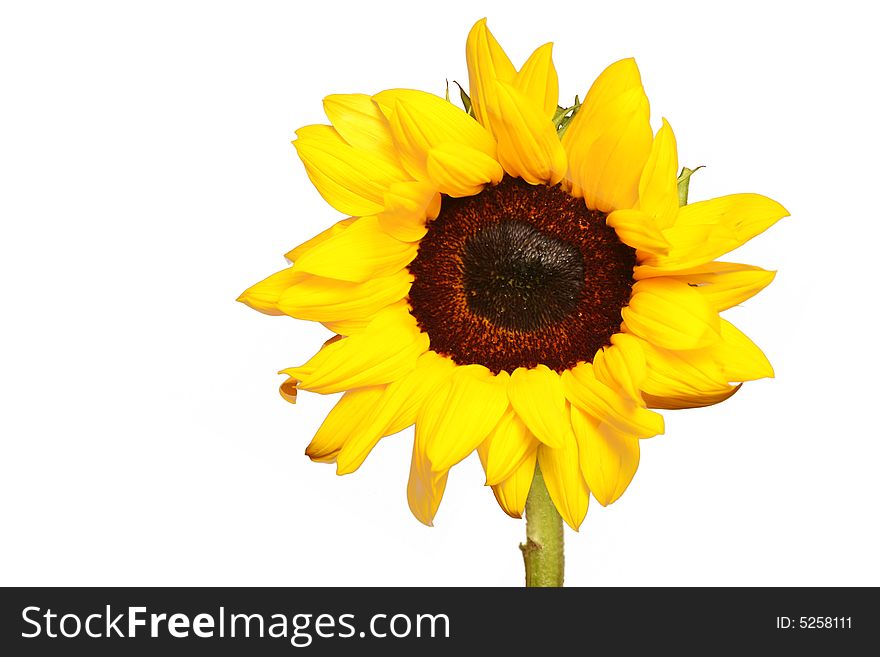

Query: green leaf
left=453, top=81, right=474, bottom=117
left=552, top=105, right=568, bottom=124
left=554, top=95, right=581, bottom=139
left=677, top=165, right=704, bottom=206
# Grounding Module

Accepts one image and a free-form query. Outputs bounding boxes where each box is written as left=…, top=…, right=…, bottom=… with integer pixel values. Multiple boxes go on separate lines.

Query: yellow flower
left=239, top=19, right=788, bottom=530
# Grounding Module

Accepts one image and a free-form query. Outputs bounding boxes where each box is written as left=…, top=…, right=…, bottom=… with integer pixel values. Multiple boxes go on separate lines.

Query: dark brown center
left=407, top=177, right=636, bottom=374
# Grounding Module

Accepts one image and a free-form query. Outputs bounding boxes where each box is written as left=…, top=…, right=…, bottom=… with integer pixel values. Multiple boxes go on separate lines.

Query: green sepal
left=677, top=165, right=704, bottom=207
left=454, top=81, right=474, bottom=117
left=554, top=95, right=581, bottom=138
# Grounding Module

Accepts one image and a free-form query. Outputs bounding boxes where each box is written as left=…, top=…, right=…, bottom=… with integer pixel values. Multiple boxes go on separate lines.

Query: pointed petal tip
left=614, top=56, right=640, bottom=71
left=409, top=506, right=435, bottom=527
left=305, top=449, right=336, bottom=464
left=467, top=17, right=489, bottom=38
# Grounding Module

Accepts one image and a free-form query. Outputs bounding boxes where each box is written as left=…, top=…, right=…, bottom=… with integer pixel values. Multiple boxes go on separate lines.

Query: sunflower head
left=238, top=19, right=788, bottom=530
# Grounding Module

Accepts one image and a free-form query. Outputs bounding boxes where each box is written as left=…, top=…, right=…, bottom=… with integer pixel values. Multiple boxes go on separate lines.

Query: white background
left=2, top=0, right=877, bottom=587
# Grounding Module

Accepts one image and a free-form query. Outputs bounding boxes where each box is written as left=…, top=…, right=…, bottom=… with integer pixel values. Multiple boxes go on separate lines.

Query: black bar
left=1, top=587, right=872, bottom=655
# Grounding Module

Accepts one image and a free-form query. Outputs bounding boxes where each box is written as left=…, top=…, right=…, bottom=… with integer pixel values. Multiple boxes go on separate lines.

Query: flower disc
left=408, top=177, right=636, bottom=373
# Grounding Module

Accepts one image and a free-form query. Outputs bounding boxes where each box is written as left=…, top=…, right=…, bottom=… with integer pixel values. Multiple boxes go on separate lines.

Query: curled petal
left=426, top=141, right=504, bottom=197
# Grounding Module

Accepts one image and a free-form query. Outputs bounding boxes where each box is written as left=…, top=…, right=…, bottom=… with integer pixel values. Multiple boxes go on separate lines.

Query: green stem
left=520, top=463, right=564, bottom=587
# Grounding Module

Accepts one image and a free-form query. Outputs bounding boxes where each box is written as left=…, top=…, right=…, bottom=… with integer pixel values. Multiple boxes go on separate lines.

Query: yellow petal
left=426, top=141, right=504, bottom=197
left=336, top=351, right=456, bottom=475
left=477, top=408, right=539, bottom=485
left=636, top=260, right=777, bottom=311
left=591, top=332, right=648, bottom=400
left=322, top=93, right=399, bottom=165
left=305, top=386, right=386, bottom=463
left=713, top=320, right=775, bottom=382
left=562, top=363, right=664, bottom=438
left=487, top=80, right=567, bottom=185
left=320, top=316, right=371, bottom=336
left=491, top=450, right=537, bottom=519
left=276, top=269, right=411, bottom=324
left=562, top=59, right=652, bottom=212
left=377, top=180, right=441, bottom=242
left=635, top=333, right=740, bottom=408
left=642, top=193, right=790, bottom=271
left=372, top=89, right=497, bottom=179
left=606, top=208, right=670, bottom=255
left=638, top=334, right=724, bottom=387
left=281, top=306, right=428, bottom=394
left=314, top=299, right=405, bottom=337
left=622, top=277, right=721, bottom=350
left=420, top=365, right=510, bottom=471
left=293, top=125, right=408, bottom=216
left=537, top=431, right=590, bottom=531
left=515, top=42, right=558, bottom=119
left=571, top=405, right=639, bottom=507
left=508, top=365, right=571, bottom=449
left=637, top=118, right=679, bottom=229
left=293, top=215, right=417, bottom=283
left=285, top=217, right=356, bottom=263
left=237, top=267, right=304, bottom=316
left=700, top=269, right=778, bottom=311
left=642, top=386, right=740, bottom=410
left=407, top=433, right=448, bottom=527
left=465, top=18, right=517, bottom=131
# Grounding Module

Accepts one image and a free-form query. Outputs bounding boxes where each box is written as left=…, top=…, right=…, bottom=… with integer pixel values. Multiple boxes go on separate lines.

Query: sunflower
left=238, top=19, right=787, bottom=533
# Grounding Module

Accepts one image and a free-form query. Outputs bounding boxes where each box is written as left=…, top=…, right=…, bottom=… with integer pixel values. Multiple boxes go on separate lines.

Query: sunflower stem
left=520, top=463, right=564, bottom=587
